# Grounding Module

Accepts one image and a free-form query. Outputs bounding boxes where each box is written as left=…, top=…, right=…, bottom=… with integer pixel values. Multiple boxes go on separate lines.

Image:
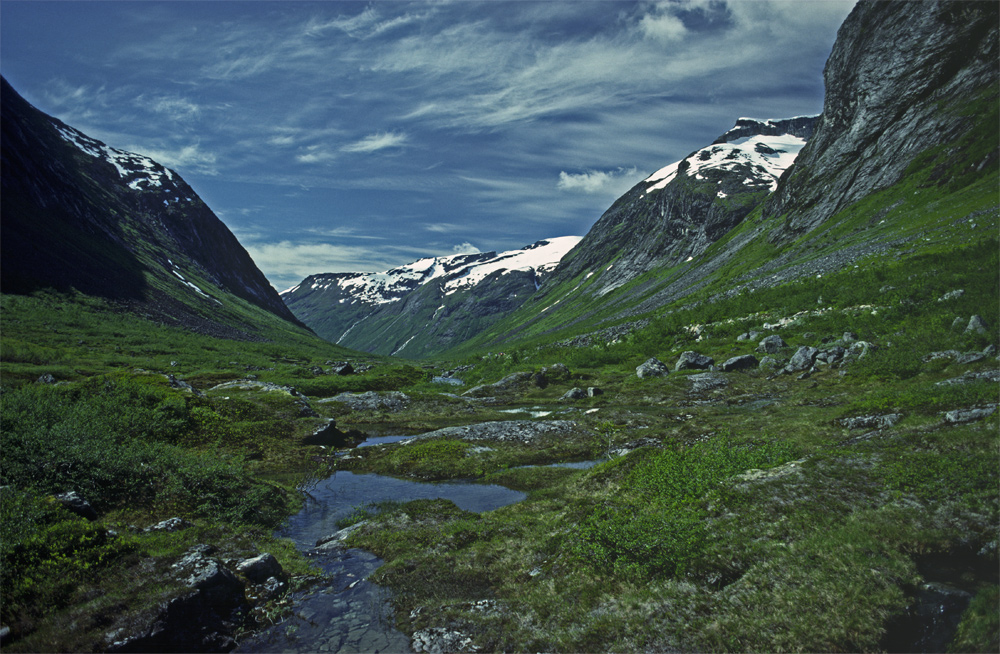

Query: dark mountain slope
left=1, top=77, right=304, bottom=338
left=451, top=0, right=998, bottom=355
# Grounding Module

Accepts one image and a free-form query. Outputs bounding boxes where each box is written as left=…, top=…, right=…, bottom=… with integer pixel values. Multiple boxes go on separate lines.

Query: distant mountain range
left=281, top=237, right=580, bottom=357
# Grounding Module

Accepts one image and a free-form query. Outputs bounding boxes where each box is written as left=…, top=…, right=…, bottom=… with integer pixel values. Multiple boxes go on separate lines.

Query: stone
left=952, top=316, right=966, bottom=330
left=319, top=391, right=410, bottom=411
left=55, top=491, right=98, bottom=521
left=846, top=341, right=874, bottom=359
left=541, top=363, right=571, bottom=381
left=587, top=387, right=603, bottom=397
left=636, top=357, right=669, bottom=378
left=462, top=372, right=534, bottom=397
left=674, top=351, right=714, bottom=371
left=237, top=553, right=283, bottom=583
left=36, top=373, right=56, bottom=384
left=787, top=346, right=819, bottom=372
left=842, top=332, right=858, bottom=343
left=938, top=289, right=965, bottom=302
left=936, top=370, right=1000, bottom=386
left=688, top=373, right=728, bottom=393
left=966, top=315, right=989, bottom=335
left=839, top=413, right=903, bottom=430
left=943, top=405, right=997, bottom=424
left=330, top=362, right=355, bottom=375
left=721, top=354, right=759, bottom=372
left=409, top=420, right=577, bottom=444
left=955, top=352, right=986, bottom=365
left=560, top=387, right=587, bottom=401
left=923, top=350, right=960, bottom=362
left=756, top=334, right=787, bottom=354
left=758, top=356, right=782, bottom=370
left=144, top=517, right=193, bottom=533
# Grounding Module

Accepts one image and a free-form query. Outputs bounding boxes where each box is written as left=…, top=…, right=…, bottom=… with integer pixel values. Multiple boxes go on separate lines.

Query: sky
left=1, top=0, right=856, bottom=291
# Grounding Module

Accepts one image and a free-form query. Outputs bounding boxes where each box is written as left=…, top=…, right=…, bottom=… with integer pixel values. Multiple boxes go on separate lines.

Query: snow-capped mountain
left=281, top=236, right=581, bottom=356
left=1, top=76, right=302, bottom=336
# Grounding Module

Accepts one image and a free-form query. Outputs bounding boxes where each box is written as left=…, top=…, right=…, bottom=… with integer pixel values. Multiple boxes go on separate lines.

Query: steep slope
left=282, top=237, right=580, bottom=357
left=453, top=0, right=998, bottom=354
left=0, top=76, right=304, bottom=339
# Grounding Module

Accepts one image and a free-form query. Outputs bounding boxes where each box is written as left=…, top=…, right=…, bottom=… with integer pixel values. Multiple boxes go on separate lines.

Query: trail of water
left=236, top=468, right=525, bottom=653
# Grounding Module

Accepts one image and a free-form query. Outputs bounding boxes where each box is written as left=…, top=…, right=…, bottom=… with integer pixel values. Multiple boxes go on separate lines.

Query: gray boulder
left=462, top=372, right=534, bottom=397
left=966, top=315, right=990, bottom=335
left=236, top=553, right=284, bottom=583
left=636, top=357, right=669, bottom=379
left=36, top=373, right=56, bottom=384
left=846, top=341, right=874, bottom=359
left=144, top=517, right=193, bottom=533
left=321, top=390, right=410, bottom=411
left=587, top=387, right=603, bottom=397
left=757, top=335, right=787, bottom=354
left=943, top=405, right=997, bottom=424
left=55, top=491, right=98, bottom=521
left=787, top=346, right=820, bottom=372
left=541, top=363, right=571, bottom=381
left=688, top=373, right=728, bottom=393
left=839, top=413, right=902, bottom=430
left=560, top=387, right=587, bottom=401
left=938, top=289, right=965, bottom=302
left=721, top=354, right=759, bottom=372
left=675, top=351, right=714, bottom=371
left=759, top=356, right=783, bottom=370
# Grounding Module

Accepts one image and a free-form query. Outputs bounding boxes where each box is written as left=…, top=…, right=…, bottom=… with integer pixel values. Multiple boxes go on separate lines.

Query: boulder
left=587, top=387, right=603, bottom=397
left=943, top=405, right=997, bottom=424
left=839, top=413, right=902, bottom=430
left=541, top=363, right=570, bottom=381
left=688, top=373, right=728, bottom=393
left=55, top=491, right=98, bottom=521
left=758, top=356, right=783, bottom=370
left=236, top=553, right=283, bottom=583
left=636, top=357, right=669, bottom=379
left=462, top=372, right=534, bottom=397
left=560, top=387, right=587, bottom=401
left=721, top=354, right=759, bottom=372
left=846, top=341, right=874, bottom=359
left=938, top=289, right=965, bottom=302
left=787, top=346, right=820, bottom=372
left=756, top=335, right=787, bottom=354
left=331, top=362, right=355, bottom=375
left=320, top=391, right=410, bottom=412
left=674, top=351, right=714, bottom=371
left=144, top=517, right=193, bottom=533
left=36, top=373, right=56, bottom=384
left=966, top=315, right=989, bottom=335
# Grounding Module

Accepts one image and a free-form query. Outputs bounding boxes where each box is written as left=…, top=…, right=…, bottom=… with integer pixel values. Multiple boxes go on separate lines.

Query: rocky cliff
left=0, top=77, right=303, bottom=336
left=762, top=0, right=999, bottom=241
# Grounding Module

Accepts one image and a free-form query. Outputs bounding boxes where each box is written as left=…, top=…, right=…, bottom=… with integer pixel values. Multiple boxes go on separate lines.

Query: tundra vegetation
left=2, top=224, right=997, bottom=652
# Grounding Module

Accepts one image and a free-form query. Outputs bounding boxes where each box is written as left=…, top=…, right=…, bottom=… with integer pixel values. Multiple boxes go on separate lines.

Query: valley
left=1, top=1, right=998, bottom=652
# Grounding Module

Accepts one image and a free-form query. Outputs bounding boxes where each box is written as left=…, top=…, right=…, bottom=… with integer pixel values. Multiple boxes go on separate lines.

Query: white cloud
left=125, top=142, right=219, bottom=175
left=452, top=242, right=481, bottom=255
left=639, top=12, right=687, bottom=43
left=136, top=94, right=201, bottom=121
left=341, top=131, right=409, bottom=153
left=557, top=167, right=640, bottom=194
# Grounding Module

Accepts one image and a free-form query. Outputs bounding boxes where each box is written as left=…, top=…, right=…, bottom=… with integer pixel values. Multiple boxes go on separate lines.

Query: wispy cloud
left=125, top=142, right=218, bottom=175
left=452, top=242, right=481, bottom=255
left=341, top=131, right=409, bottom=153
left=557, top=167, right=641, bottom=195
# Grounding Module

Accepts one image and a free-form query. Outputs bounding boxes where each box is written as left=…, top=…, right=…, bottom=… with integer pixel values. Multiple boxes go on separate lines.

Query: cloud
left=557, top=167, right=641, bottom=194
left=125, top=142, right=219, bottom=175
left=639, top=12, right=688, bottom=43
left=136, top=94, right=201, bottom=121
left=341, top=131, right=409, bottom=153
left=452, top=242, right=481, bottom=255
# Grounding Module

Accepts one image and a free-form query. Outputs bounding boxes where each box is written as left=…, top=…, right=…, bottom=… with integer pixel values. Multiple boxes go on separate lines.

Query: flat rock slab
left=319, top=391, right=410, bottom=412
left=410, top=420, right=579, bottom=444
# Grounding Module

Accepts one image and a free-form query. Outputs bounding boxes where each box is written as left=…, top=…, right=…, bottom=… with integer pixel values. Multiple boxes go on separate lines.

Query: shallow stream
left=236, top=447, right=526, bottom=653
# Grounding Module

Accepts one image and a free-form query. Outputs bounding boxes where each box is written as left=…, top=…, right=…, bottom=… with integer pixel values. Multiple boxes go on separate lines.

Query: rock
left=560, top=387, right=587, bottom=401
left=936, top=370, right=1000, bottom=386
left=846, top=340, right=874, bottom=359
left=144, top=517, right=193, bottom=533
left=923, top=350, right=960, bottom=362
left=319, top=391, right=410, bottom=412
left=462, top=372, right=534, bottom=398
left=721, top=354, right=759, bottom=372
left=36, top=373, right=56, bottom=384
left=54, top=491, right=98, bottom=520
left=966, top=315, right=989, bottom=335
left=410, top=420, right=578, bottom=444
left=688, top=373, right=728, bottom=393
left=411, top=627, right=480, bottom=653
left=315, top=522, right=367, bottom=552
left=756, top=335, right=787, bottom=354
left=787, top=346, right=819, bottom=372
left=938, top=289, right=965, bottom=302
left=758, top=356, right=783, bottom=370
left=236, top=553, right=283, bottom=583
left=0, top=625, right=10, bottom=645
left=985, top=344, right=998, bottom=356
left=955, top=352, right=986, bottom=365
left=842, top=331, right=858, bottom=343
left=610, top=437, right=663, bottom=457
left=943, top=405, right=997, bottom=424
left=587, top=387, right=603, bottom=397
left=817, top=345, right=846, bottom=364
left=839, top=413, right=903, bottom=430
left=674, top=351, right=715, bottom=371
left=636, top=357, right=669, bottom=378
left=541, top=363, right=570, bottom=381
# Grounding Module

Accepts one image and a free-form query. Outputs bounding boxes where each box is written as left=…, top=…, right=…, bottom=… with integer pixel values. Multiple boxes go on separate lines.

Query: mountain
left=455, top=0, right=997, bottom=354
left=281, top=236, right=581, bottom=357
left=0, top=76, right=304, bottom=339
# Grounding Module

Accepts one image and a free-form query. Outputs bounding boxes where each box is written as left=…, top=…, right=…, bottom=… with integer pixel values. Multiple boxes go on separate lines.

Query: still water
left=236, top=468, right=526, bottom=653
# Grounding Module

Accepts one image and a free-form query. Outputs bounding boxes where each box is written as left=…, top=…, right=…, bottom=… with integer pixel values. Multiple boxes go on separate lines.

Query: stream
left=235, top=454, right=526, bottom=653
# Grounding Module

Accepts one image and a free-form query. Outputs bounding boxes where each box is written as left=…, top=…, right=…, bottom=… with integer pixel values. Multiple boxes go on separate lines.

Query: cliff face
left=0, top=77, right=303, bottom=334
left=763, top=0, right=999, bottom=241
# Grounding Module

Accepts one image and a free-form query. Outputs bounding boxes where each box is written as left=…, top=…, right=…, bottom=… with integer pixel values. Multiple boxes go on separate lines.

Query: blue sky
left=1, top=0, right=855, bottom=291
